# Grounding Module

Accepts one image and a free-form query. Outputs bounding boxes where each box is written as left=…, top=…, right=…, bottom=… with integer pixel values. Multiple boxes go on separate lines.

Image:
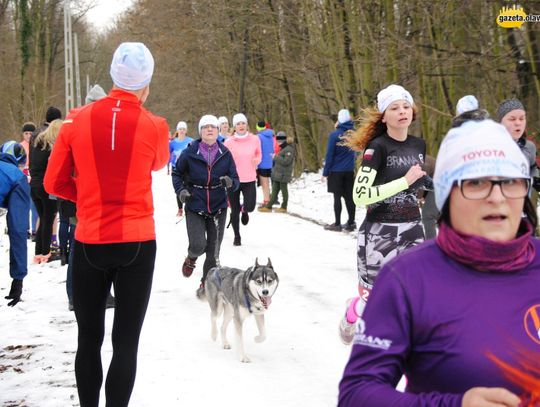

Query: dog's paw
left=254, top=335, right=266, bottom=343
left=240, top=355, right=251, bottom=363
left=223, top=342, right=231, bottom=350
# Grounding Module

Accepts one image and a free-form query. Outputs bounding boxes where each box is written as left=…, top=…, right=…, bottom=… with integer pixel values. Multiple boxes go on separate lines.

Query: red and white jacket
left=44, top=89, right=169, bottom=243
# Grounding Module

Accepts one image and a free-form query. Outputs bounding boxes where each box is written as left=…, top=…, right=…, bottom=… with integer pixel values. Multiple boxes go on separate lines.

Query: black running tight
left=72, top=240, right=156, bottom=407
left=30, top=185, right=58, bottom=255
left=228, top=181, right=256, bottom=237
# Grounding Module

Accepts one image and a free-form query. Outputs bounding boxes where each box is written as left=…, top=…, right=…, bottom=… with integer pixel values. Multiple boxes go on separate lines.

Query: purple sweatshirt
left=339, top=239, right=540, bottom=407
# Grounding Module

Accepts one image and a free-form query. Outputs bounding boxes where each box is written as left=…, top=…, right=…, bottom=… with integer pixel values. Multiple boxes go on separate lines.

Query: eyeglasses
left=458, top=178, right=530, bottom=200
left=201, top=125, right=218, bottom=130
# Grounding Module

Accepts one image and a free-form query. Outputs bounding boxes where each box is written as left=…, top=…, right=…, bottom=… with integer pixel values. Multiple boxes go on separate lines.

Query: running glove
left=178, top=189, right=191, bottom=203
left=5, top=279, right=22, bottom=306
left=220, top=176, right=233, bottom=188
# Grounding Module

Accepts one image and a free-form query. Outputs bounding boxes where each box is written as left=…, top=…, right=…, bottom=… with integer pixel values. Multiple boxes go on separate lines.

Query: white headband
left=232, top=113, right=248, bottom=127
left=377, top=84, right=414, bottom=113
left=198, top=115, right=219, bottom=135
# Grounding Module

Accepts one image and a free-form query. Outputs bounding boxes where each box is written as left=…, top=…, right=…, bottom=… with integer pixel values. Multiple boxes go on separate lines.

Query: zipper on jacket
left=204, top=147, right=227, bottom=214
left=111, top=100, right=121, bottom=151
left=207, top=164, right=215, bottom=213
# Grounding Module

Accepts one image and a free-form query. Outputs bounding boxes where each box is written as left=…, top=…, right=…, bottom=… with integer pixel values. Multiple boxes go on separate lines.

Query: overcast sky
left=84, top=0, right=134, bottom=31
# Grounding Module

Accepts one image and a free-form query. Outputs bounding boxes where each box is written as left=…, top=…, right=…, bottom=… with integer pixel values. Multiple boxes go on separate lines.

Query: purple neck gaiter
left=199, top=142, right=219, bottom=165
left=436, top=221, right=535, bottom=273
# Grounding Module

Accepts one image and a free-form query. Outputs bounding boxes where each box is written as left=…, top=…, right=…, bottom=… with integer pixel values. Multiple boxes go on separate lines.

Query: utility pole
left=74, top=33, right=82, bottom=107
left=63, top=1, right=74, bottom=113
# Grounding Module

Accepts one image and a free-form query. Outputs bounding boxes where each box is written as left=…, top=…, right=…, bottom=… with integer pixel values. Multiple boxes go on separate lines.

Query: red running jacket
left=44, top=89, right=169, bottom=243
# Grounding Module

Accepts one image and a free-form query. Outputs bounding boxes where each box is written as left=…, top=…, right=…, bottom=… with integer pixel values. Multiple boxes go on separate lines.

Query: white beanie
left=232, top=113, right=248, bottom=127
left=456, top=95, right=479, bottom=116
left=176, top=121, right=187, bottom=130
left=110, top=42, right=154, bottom=91
left=85, top=84, right=107, bottom=104
left=198, top=115, right=219, bottom=134
left=433, top=120, right=530, bottom=210
left=218, top=116, right=229, bottom=125
left=338, top=109, right=351, bottom=124
left=377, top=84, right=414, bottom=113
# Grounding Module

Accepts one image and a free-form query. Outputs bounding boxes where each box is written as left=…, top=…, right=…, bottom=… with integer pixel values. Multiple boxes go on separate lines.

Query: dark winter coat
left=322, top=121, right=356, bottom=176
left=172, top=140, right=239, bottom=214
left=271, top=142, right=295, bottom=183
left=29, top=139, right=52, bottom=189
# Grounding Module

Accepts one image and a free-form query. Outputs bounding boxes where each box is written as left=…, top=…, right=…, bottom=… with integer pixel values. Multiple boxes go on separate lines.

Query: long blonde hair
left=34, top=119, right=63, bottom=151
left=345, top=105, right=418, bottom=152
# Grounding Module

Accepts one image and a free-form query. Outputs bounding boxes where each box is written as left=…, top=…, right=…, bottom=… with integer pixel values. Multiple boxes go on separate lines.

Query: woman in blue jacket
left=172, top=115, right=239, bottom=286
left=322, top=109, right=357, bottom=231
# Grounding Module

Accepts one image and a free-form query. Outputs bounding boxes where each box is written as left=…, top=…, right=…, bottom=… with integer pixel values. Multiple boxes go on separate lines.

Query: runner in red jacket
left=44, top=42, right=169, bottom=407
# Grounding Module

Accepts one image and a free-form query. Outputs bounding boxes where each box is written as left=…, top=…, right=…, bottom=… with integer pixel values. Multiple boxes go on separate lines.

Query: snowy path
left=0, top=169, right=359, bottom=406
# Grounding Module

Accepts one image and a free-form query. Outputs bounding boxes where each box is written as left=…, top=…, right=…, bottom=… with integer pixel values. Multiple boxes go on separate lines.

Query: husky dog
left=196, top=258, right=279, bottom=363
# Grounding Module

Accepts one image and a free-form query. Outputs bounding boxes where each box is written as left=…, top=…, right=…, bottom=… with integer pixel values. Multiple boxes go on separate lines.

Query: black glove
left=533, top=177, right=540, bottom=192
left=421, top=175, right=434, bottom=191
left=178, top=189, right=191, bottom=204
left=5, top=279, right=22, bottom=307
left=220, top=176, right=233, bottom=189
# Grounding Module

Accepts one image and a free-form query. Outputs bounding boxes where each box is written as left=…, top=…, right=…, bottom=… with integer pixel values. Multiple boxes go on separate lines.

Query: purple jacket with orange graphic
left=339, top=239, right=540, bottom=407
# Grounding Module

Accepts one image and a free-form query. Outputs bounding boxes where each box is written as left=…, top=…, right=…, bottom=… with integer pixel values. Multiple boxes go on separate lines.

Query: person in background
left=168, top=121, right=193, bottom=176
left=169, top=121, right=193, bottom=214
left=497, top=98, right=540, bottom=194
left=0, top=142, right=30, bottom=306
left=20, top=122, right=38, bottom=239
left=32, top=106, right=62, bottom=142
left=258, top=131, right=295, bottom=213
left=172, top=115, right=239, bottom=286
left=419, top=155, right=437, bottom=239
left=256, top=120, right=275, bottom=207
left=218, top=116, right=230, bottom=142
left=44, top=42, right=169, bottom=407
left=322, top=109, right=356, bottom=232
left=420, top=94, right=484, bottom=240
left=30, top=119, right=63, bottom=264
left=339, top=119, right=537, bottom=407
left=224, top=113, right=262, bottom=246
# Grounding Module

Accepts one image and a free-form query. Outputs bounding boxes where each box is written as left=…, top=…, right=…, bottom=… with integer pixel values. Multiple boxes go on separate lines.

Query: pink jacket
left=224, top=133, right=262, bottom=182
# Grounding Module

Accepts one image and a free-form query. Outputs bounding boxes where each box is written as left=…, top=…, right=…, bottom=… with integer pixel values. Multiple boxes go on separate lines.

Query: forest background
left=1, top=0, right=540, bottom=171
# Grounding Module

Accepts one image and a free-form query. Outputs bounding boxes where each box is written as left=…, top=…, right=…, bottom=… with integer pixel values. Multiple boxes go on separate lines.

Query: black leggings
left=72, top=240, right=156, bottom=407
left=30, top=185, right=58, bottom=255
left=333, top=193, right=355, bottom=225
left=228, top=181, right=256, bottom=237
left=328, top=172, right=355, bottom=225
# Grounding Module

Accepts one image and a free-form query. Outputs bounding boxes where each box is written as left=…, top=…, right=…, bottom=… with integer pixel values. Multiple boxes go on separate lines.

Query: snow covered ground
left=0, top=169, right=367, bottom=407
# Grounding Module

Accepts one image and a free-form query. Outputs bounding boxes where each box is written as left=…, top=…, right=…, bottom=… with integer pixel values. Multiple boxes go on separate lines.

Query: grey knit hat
left=496, top=98, right=525, bottom=122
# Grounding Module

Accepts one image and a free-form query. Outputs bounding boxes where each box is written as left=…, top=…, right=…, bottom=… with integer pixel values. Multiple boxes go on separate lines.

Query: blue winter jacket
left=322, top=121, right=356, bottom=176
left=257, top=129, right=275, bottom=170
left=172, top=140, right=239, bottom=214
left=0, top=154, right=27, bottom=206
left=0, top=153, right=30, bottom=280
